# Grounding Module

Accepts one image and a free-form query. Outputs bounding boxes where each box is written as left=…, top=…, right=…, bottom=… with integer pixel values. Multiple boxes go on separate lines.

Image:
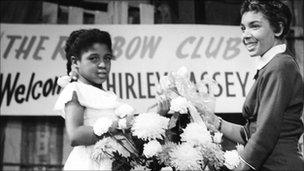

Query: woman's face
left=241, top=11, right=278, bottom=57
left=76, top=43, right=113, bottom=86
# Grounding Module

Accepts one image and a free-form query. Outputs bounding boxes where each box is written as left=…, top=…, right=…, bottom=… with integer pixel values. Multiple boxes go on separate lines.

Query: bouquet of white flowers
left=91, top=66, right=242, bottom=170
left=146, top=66, right=242, bottom=170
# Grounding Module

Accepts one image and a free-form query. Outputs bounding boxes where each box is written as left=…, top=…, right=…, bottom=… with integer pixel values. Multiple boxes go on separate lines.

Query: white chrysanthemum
left=176, top=66, right=189, bottom=78
left=133, top=165, right=147, bottom=170
left=98, top=159, right=113, bottom=170
left=213, top=132, right=223, bottom=144
left=57, top=75, right=71, bottom=88
left=199, top=143, right=225, bottom=170
left=236, top=144, right=245, bottom=153
left=169, top=96, right=189, bottom=114
left=224, top=150, right=241, bottom=170
left=158, top=142, right=177, bottom=165
left=92, top=137, right=130, bottom=162
left=180, top=122, right=212, bottom=145
left=115, top=103, right=135, bottom=118
left=93, top=117, right=113, bottom=136
left=132, top=113, right=169, bottom=140
left=161, top=167, right=173, bottom=171
left=159, top=75, right=173, bottom=91
left=170, top=143, right=202, bottom=170
left=143, top=140, right=162, bottom=158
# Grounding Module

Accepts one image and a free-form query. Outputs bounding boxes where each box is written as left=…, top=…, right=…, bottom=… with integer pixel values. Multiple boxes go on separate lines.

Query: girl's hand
left=116, top=115, right=135, bottom=131
left=108, top=120, right=120, bottom=135
left=125, top=115, right=135, bottom=128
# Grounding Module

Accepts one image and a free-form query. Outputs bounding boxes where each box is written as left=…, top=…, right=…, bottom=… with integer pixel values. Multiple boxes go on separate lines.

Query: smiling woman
left=193, top=0, right=304, bottom=170
left=241, top=11, right=279, bottom=57
left=240, top=0, right=291, bottom=57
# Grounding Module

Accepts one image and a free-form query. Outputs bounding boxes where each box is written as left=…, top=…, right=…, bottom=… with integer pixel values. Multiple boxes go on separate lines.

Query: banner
left=0, top=24, right=256, bottom=115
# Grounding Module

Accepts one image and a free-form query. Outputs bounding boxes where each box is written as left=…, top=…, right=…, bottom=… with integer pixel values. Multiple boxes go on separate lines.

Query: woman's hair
left=64, top=29, right=112, bottom=74
left=240, top=0, right=292, bottom=39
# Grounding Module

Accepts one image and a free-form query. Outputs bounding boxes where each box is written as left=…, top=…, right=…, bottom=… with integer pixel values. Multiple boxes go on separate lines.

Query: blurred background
left=0, top=0, right=303, bottom=170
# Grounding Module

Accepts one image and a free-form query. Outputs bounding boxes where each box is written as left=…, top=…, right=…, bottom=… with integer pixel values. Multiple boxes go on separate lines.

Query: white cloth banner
left=0, top=24, right=256, bottom=116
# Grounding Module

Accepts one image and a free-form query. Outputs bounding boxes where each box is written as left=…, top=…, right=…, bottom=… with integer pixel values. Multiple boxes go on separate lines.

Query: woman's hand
left=192, top=101, right=221, bottom=131
left=205, top=114, right=222, bottom=132
left=125, top=115, right=135, bottom=128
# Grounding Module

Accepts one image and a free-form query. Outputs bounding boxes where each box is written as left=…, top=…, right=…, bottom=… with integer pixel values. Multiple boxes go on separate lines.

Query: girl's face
left=75, top=43, right=113, bottom=86
left=241, top=11, right=280, bottom=57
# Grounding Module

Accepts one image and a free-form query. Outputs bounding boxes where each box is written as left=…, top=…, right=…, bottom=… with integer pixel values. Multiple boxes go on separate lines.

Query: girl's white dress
left=54, top=81, right=122, bottom=170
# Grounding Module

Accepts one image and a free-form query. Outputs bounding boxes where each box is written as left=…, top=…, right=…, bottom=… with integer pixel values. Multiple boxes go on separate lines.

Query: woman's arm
left=209, top=116, right=246, bottom=144
left=219, top=118, right=247, bottom=145
left=158, top=98, right=248, bottom=144
left=238, top=57, right=299, bottom=169
left=157, top=94, right=248, bottom=144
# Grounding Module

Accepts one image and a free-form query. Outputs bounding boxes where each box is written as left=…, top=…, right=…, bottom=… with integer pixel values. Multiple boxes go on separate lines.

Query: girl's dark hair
left=64, top=29, right=112, bottom=74
left=240, top=0, right=292, bottom=39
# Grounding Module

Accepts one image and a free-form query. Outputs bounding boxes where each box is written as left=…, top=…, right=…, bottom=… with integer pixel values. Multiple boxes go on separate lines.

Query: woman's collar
left=255, top=44, right=286, bottom=70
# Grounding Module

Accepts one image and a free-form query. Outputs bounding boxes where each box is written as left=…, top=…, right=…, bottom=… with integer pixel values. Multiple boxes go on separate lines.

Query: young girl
left=54, top=29, right=130, bottom=170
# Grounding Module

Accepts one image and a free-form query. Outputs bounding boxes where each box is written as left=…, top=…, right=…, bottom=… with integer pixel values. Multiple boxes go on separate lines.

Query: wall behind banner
left=0, top=0, right=303, bottom=170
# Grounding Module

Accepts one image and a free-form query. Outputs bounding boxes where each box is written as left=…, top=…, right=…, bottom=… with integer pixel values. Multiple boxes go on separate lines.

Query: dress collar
left=255, top=44, right=286, bottom=70
left=77, top=80, right=105, bottom=91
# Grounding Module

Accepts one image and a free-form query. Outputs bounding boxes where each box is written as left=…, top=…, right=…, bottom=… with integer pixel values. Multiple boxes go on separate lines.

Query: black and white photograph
left=1, top=0, right=303, bottom=170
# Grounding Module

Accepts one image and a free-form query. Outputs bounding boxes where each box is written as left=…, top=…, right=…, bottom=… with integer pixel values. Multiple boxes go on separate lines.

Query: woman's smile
left=245, top=42, right=258, bottom=51
left=241, top=11, right=278, bottom=57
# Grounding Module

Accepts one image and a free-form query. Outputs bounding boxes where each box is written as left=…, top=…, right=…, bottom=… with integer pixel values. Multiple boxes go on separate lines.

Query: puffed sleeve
left=53, top=82, right=81, bottom=118
left=239, top=57, right=297, bottom=169
left=54, top=82, right=121, bottom=118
